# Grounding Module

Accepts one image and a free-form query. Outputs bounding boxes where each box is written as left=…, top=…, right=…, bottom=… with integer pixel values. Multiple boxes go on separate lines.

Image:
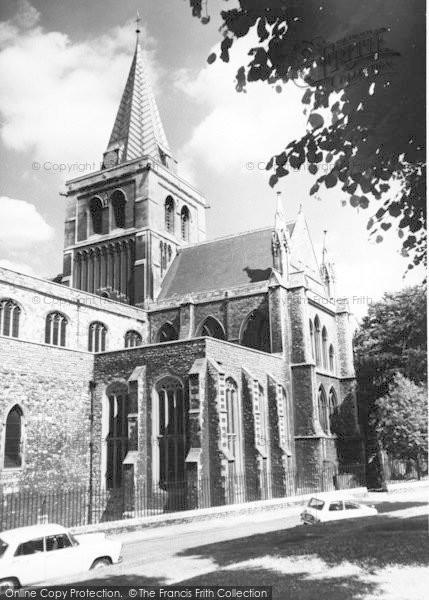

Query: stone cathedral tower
left=61, top=22, right=207, bottom=305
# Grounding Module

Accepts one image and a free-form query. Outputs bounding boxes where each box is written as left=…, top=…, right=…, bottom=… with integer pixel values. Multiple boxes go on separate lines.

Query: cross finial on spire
left=136, top=10, right=141, bottom=40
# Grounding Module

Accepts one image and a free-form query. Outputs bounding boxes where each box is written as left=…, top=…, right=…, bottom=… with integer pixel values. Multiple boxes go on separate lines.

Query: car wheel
left=0, top=579, right=19, bottom=592
left=90, top=557, right=112, bottom=570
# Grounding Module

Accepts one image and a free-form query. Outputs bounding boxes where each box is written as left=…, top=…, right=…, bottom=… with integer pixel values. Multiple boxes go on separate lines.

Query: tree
left=375, top=373, right=427, bottom=479
left=188, top=0, right=426, bottom=269
left=353, top=285, right=426, bottom=486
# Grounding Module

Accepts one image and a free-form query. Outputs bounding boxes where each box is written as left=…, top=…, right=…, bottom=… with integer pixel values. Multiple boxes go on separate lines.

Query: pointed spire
left=275, top=191, right=286, bottom=230
left=322, top=229, right=328, bottom=264
left=320, top=229, right=336, bottom=298
left=104, top=16, right=172, bottom=167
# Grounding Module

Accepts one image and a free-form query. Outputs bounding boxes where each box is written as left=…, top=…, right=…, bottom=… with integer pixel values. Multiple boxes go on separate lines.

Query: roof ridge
left=178, top=221, right=296, bottom=252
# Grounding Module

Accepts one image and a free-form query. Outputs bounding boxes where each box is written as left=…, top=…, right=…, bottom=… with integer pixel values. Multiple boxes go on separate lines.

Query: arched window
left=111, top=190, right=126, bottom=229
left=88, top=321, right=107, bottom=352
left=314, top=316, right=321, bottom=366
left=156, top=378, right=185, bottom=484
left=240, top=310, right=270, bottom=353
left=106, top=383, right=128, bottom=488
left=89, top=197, right=103, bottom=235
left=329, top=344, right=335, bottom=372
left=225, top=378, right=241, bottom=473
left=0, top=299, right=21, bottom=338
left=165, top=196, right=175, bottom=233
left=197, top=316, right=226, bottom=340
left=281, top=387, right=292, bottom=453
left=45, top=312, right=67, bottom=347
left=180, top=206, right=190, bottom=241
left=257, top=384, right=269, bottom=448
left=4, top=405, right=23, bottom=469
left=124, top=330, right=142, bottom=348
left=322, top=326, right=328, bottom=370
left=318, top=385, right=329, bottom=434
left=309, top=319, right=314, bottom=360
left=328, top=388, right=338, bottom=435
left=157, top=322, right=179, bottom=343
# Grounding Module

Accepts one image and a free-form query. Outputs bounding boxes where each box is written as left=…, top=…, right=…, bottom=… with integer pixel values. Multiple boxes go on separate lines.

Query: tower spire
left=103, top=12, right=172, bottom=169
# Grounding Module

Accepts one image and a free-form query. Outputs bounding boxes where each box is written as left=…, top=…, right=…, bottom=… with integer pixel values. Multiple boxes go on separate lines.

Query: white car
left=301, top=496, right=378, bottom=524
left=0, top=523, right=122, bottom=590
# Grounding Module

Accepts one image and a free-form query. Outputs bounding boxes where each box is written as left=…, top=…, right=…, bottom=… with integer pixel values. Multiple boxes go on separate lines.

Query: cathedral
left=0, top=25, right=363, bottom=511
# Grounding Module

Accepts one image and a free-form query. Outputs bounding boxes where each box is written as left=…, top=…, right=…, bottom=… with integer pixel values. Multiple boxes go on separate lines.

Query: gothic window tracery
left=45, top=312, right=68, bottom=347
left=88, top=321, right=107, bottom=352
left=125, top=330, right=142, bottom=348
left=0, top=299, right=21, bottom=338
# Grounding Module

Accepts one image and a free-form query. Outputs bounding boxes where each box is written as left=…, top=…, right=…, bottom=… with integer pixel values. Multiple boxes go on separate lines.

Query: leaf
left=207, top=52, right=217, bottom=65
left=381, top=222, right=392, bottom=231
left=325, top=171, right=337, bottom=188
left=350, top=195, right=360, bottom=207
left=359, top=195, right=370, bottom=209
left=276, top=152, right=287, bottom=167
left=302, top=89, right=313, bottom=104
left=376, top=235, right=383, bottom=243
left=308, top=113, right=324, bottom=129
left=269, top=174, right=278, bottom=188
left=326, top=152, right=333, bottom=162
left=275, top=85, right=282, bottom=93
left=310, top=183, right=319, bottom=195
left=309, top=163, right=318, bottom=175
left=265, top=157, right=274, bottom=171
left=367, top=218, right=374, bottom=230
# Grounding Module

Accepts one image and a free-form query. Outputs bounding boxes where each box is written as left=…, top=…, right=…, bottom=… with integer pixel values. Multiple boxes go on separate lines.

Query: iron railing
left=0, top=464, right=365, bottom=531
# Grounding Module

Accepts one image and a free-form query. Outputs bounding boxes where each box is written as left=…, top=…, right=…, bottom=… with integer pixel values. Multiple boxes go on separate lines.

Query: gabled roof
left=105, top=41, right=171, bottom=164
left=157, top=225, right=295, bottom=300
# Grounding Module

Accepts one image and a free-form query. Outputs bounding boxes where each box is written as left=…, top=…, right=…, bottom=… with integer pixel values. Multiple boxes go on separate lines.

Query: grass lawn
left=177, top=512, right=429, bottom=600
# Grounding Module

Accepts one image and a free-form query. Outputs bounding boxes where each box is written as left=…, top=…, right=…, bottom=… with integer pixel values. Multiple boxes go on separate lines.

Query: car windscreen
left=0, top=539, right=8, bottom=558
left=308, top=498, right=324, bottom=510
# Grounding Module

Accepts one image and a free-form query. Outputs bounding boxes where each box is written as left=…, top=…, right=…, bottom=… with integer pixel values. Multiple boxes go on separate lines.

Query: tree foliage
left=353, top=285, right=426, bottom=484
left=188, top=0, right=426, bottom=269
left=375, top=373, right=427, bottom=472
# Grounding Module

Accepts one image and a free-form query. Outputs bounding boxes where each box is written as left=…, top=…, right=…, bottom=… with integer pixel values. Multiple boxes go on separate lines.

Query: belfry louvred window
left=45, top=312, right=67, bottom=347
left=0, top=299, right=21, bottom=338
left=165, top=197, right=174, bottom=233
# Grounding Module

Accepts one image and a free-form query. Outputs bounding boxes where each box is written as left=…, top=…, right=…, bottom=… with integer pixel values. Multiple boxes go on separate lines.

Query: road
left=45, top=487, right=428, bottom=588
left=49, top=508, right=303, bottom=586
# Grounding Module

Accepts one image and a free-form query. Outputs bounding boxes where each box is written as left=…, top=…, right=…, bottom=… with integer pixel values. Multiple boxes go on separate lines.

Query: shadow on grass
left=372, top=501, right=427, bottom=513
left=178, top=568, right=377, bottom=600
left=178, top=513, right=428, bottom=570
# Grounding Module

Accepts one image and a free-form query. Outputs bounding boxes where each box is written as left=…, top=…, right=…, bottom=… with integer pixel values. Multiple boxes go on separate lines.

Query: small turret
left=271, top=191, right=291, bottom=279
left=320, top=230, right=336, bottom=298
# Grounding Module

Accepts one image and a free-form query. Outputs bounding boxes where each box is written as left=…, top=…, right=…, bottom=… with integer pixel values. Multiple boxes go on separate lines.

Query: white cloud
left=0, top=5, right=161, bottom=167
left=0, top=196, right=54, bottom=249
left=0, top=258, right=36, bottom=277
left=175, top=31, right=308, bottom=182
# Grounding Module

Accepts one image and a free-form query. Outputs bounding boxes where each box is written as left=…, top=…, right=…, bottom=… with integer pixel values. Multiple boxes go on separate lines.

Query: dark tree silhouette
left=188, top=0, right=426, bottom=270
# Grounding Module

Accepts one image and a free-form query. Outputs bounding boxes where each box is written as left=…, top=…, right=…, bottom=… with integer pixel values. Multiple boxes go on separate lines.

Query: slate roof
left=105, top=40, right=171, bottom=164
left=158, top=224, right=295, bottom=300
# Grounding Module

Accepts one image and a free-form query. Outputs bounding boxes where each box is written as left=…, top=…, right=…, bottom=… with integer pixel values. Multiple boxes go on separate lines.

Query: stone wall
left=0, top=337, right=94, bottom=491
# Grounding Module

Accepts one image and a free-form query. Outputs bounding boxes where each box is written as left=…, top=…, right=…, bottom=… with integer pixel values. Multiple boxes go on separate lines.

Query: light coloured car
left=301, top=496, right=378, bottom=524
left=0, top=523, right=122, bottom=590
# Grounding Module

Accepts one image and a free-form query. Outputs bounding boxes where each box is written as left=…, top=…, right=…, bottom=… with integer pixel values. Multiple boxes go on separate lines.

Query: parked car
left=0, top=523, right=122, bottom=590
left=301, top=496, right=378, bottom=524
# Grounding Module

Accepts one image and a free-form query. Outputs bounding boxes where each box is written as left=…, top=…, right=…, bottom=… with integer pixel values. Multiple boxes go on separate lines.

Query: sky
left=0, top=0, right=424, bottom=321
